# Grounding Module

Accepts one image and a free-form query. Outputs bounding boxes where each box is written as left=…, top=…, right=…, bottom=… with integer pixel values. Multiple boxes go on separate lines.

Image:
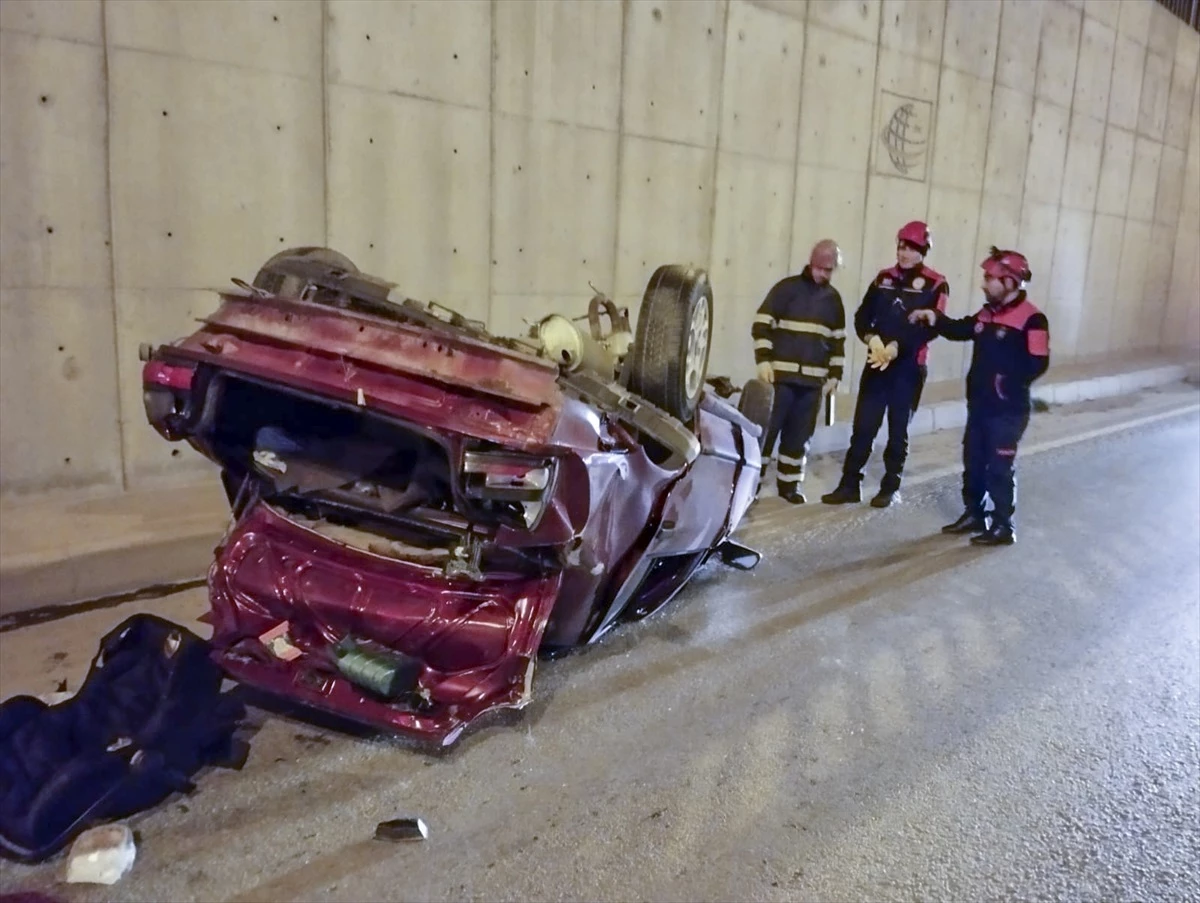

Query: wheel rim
left=685, top=298, right=710, bottom=400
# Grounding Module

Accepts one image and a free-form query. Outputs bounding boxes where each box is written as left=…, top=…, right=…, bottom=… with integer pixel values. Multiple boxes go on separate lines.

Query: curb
left=807, top=363, right=1191, bottom=456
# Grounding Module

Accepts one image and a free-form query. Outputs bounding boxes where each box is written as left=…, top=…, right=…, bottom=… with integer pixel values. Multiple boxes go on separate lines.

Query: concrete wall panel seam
left=1015, top=6, right=1045, bottom=217
left=1057, top=4, right=1085, bottom=210
left=1116, top=128, right=1141, bottom=222
left=708, top=0, right=733, bottom=294
left=744, top=0, right=809, bottom=27
left=98, top=41, right=320, bottom=85
left=782, top=9, right=809, bottom=278
left=1094, top=122, right=1116, bottom=216
left=494, top=110, right=626, bottom=137
left=322, top=0, right=330, bottom=248
left=925, top=4, right=951, bottom=212
left=618, top=128, right=791, bottom=164
left=487, top=0, right=497, bottom=332
left=610, top=0, right=630, bottom=299
left=322, top=77, right=489, bottom=113
left=0, top=27, right=96, bottom=47
left=1146, top=140, right=1171, bottom=231
left=969, top=0, right=1006, bottom=315
left=100, top=0, right=126, bottom=492
left=863, top=0, right=889, bottom=274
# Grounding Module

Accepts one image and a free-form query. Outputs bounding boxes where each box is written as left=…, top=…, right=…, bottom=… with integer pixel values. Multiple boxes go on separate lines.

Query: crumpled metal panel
left=163, top=332, right=563, bottom=451
left=202, top=294, right=559, bottom=406
left=208, top=502, right=561, bottom=745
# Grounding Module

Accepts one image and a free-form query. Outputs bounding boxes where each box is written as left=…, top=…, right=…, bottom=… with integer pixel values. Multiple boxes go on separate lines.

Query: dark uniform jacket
left=855, top=264, right=948, bottom=368
left=934, top=292, right=1051, bottom=412
left=752, top=267, right=846, bottom=388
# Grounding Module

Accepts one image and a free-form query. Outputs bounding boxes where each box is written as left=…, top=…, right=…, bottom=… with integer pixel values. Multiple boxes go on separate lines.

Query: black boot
left=870, top=488, right=899, bottom=508
left=821, top=481, right=861, bottom=504
left=971, top=523, right=1016, bottom=546
left=870, top=472, right=902, bottom=508
left=942, top=512, right=989, bottom=534
left=779, top=486, right=806, bottom=504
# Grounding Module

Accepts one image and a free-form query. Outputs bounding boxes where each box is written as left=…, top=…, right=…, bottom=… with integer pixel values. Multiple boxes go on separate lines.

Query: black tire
left=737, top=377, right=774, bottom=449
left=252, top=246, right=358, bottom=297
left=622, top=265, right=713, bottom=422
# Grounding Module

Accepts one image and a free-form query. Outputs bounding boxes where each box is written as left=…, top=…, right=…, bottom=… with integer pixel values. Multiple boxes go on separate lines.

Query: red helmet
left=981, top=246, right=1031, bottom=285
left=897, top=221, right=930, bottom=255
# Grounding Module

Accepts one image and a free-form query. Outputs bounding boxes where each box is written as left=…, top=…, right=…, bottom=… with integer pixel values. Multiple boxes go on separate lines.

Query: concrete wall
left=2, top=0, right=1198, bottom=500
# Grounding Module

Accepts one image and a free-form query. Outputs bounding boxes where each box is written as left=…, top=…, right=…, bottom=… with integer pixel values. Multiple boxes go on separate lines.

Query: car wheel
left=252, top=246, right=359, bottom=297
left=622, top=265, right=713, bottom=423
left=737, top=377, right=774, bottom=449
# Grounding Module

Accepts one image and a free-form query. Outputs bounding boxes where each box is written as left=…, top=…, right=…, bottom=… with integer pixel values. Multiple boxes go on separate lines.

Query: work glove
left=908, top=309, right=937, bottom=327
left=756, top=362, right=774, bottom=384
left=864, top=334, right=884, bottom=369
left=868, top=341, right=899, bottom=371
left=822, top=378, right=838, bottom=395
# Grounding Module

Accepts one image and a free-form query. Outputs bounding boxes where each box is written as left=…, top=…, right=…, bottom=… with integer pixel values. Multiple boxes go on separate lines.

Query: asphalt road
left=2, top=391, right=1198, bottom=902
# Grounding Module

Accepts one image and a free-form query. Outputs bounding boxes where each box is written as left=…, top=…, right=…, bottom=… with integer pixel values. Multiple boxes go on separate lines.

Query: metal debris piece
left=64, top=824, right=136, bottom=885
left=258, top=621, right=302, bottom=661
left=374, top=817, right=429, bottom=843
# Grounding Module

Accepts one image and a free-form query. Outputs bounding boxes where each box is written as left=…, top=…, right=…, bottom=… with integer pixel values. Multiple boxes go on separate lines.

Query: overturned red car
left=140, top=248, right=770, bottom=745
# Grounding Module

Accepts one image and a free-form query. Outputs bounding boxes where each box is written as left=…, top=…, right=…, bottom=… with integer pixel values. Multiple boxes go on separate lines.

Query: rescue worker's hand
left=865, top=334, right=885, bottom=369
left=756, top=362, right=774, bottom=384
left=822, top=378, right=838, bottom=395
left=909, top=309, right=937, bottom=327
left=868, top=341, right=899, bottom=371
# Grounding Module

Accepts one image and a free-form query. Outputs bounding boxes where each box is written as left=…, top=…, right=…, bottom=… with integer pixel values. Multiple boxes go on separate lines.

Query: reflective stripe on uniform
left=754, top=339, right=772, bottom=350
left=777, top=319, right=834, bottom=337
left=772, top=361, right=830, bottom=377
left=778, top=453, right=806, bottom=466
left=829, top=356, right=845, bottom=366
left=754, top=313, right=775, bottom=326
left=777, top=471, right=803, bottom=483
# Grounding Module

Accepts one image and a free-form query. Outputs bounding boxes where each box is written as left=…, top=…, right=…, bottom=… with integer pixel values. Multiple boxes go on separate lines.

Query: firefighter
left=821, top=221, right=947, bottom=508
left=908, top=246, right=1050, bottom=546
left=752, top=238, right=846, bottom=503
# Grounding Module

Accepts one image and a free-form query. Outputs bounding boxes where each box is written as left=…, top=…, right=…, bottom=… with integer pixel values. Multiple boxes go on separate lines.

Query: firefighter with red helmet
left=752, top=238, right=847, bottom=503
left=909, top=246, right=1051, bottom=546
left=821, top=221, right=947, bottom=508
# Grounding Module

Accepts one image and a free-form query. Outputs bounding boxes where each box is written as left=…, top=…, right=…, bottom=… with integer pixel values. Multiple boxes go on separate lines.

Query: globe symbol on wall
left=881, top=102, right=927, bottom=177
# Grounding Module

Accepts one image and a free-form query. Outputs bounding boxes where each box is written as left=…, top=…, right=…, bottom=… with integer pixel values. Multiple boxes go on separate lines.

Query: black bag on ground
left=0, top=614, right=247, bottom=863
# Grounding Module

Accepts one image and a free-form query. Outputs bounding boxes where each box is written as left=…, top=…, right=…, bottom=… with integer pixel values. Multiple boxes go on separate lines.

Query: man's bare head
left=809, top=239, right=842, bottom=285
